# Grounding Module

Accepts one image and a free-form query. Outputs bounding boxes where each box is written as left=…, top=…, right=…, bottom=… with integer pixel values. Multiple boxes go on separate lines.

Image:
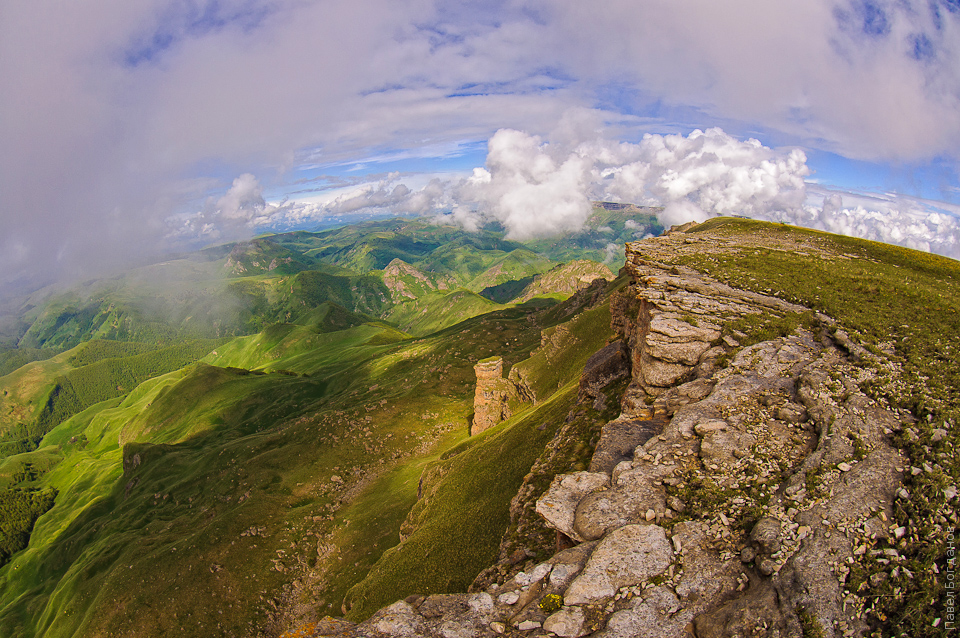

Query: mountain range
left=0, top=207, right=955, bottom=638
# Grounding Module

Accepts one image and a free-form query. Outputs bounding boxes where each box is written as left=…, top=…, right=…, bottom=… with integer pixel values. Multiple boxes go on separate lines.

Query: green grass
left=7, top=214, right=951, bottom=638
left=463, top=249, right=556, bottom=292
left=511, top=297, right=615, bottom=401
left=0, top=340, right=222, bottom=461
left=384, top=290, right=508, bottom=336
left=0, top=348, right=65, bottom=378
left=0, top=271, right=594, bottom=636
left=342, top=384, right=575, bottom=620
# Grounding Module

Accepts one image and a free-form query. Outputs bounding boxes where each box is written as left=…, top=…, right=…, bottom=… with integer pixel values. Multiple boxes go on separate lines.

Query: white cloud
left=599, top=128, right=810, bottom=220
left=216, top=173, right=266, bottom=221
left=660, top=200, right=710, bottom=227
left=793, top=187, right=960, bottom=258
left=2, top=0, right=959, bottom=294
left=603, top=242, right=620, bottom=264
left=429, top=127, right=809, bottom=236
left=464, top=129, right=594, bottom=239
left=544, top=0, right=960, bottom=161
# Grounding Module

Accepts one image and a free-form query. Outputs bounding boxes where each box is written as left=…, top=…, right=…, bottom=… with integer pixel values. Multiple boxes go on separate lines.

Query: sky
left=2, top=0, right=960, bottom=297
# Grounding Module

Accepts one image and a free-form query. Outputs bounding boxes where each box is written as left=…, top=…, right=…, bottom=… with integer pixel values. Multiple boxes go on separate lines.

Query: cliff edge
left=289, top=227, right=951, bottom=638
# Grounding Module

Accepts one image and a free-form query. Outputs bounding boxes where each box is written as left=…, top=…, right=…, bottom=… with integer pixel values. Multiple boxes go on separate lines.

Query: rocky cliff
left=292, top=235, right=937, bottom=638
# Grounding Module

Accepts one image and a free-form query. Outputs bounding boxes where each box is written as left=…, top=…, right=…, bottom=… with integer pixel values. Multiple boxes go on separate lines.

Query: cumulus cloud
left=216, top=174, right=267, bottom=221
left=660, top=200, right=709, bottom=227
left=430, top=127, right=810, bottom=235
left=599, top=128, right=810, bottom=223
left=455, top=129, right=594, bottom=239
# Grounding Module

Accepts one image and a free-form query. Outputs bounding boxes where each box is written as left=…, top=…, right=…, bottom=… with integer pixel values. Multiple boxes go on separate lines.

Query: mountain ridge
left=0, top=213, right=955, bottom=638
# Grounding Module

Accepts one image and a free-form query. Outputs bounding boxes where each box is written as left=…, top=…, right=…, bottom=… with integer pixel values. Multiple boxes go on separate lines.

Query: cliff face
left=309, top=238, right=918, bottom=638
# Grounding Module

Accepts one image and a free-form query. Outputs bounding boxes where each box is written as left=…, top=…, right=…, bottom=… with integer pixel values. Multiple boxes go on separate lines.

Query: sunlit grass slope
left=24, top=212, right=960, bottom=636
left=340, top=281, right=621, bottom=621
left=384, top=290, right=507, bottom=336
left=0, top=278, right=617, bottom=637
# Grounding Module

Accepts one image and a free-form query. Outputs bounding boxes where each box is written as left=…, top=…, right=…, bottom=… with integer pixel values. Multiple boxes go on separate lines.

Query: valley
left=0, top=208, right=956, bottom=638
left=0, top=207, right=657, bottom=637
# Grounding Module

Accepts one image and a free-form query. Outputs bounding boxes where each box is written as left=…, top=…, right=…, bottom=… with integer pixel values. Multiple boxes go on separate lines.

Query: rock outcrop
left=472, top=357, right=514, bottom=436
left=513, top=263, right=615, bottom=303
left=294, top=238, right=913, bottom=638
left=383, top=259, right=456, bottom=302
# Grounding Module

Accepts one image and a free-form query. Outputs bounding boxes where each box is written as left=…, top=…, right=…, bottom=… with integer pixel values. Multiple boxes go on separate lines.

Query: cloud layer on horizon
left=214, top=126, right=959, bottom=260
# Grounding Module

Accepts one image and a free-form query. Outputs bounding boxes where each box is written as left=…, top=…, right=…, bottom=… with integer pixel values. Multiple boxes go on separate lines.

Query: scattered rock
left=777, top=402, right=808, bottom=424
left=497, top=591, right=519, bottom=605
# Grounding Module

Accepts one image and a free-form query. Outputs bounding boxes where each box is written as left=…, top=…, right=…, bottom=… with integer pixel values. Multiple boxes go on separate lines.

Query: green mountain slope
left=0, top=212, right=953, bottom=638
left=0, top=265, right=620, bottom=636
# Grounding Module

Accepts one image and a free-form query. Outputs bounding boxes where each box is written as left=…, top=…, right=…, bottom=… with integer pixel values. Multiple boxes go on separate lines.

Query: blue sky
left=2, top=0, right=960, bottom=293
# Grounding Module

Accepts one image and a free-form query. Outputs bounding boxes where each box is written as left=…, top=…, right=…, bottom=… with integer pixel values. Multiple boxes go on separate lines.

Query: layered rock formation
left=299, top=240, right=912, bottom=638
left=472, top=357, right=515, bottom=436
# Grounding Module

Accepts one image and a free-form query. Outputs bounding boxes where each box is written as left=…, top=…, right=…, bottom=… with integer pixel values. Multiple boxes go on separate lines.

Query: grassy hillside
left=1, top=212, right=953, bottom=638
left=341, top=281, right=622, bottom=621
left=0, top=340, right=221, bottom=460
left=0, top=267, right=620, bottom=637
left=383, top=290, right=508, bottom=336
left=0, top=348, right=64, bottom=378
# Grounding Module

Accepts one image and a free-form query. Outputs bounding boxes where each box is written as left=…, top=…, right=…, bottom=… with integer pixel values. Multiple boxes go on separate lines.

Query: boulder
left=573, top=470, right=665, bottom=540
left=543, top=607, right=588, bottom=638
left=749, top=517, right=781, bottom=555
left=564, top=524, right=673, bottom=605
left=535, top=472, right=610, bottom=542
left=589, top=417, right=665, bottom=474
left=594, top=586, right=693, bottom=638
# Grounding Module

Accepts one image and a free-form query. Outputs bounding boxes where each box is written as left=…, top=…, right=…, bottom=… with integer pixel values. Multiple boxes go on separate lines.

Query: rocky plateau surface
left=293, top=240, right=916, bottom=638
